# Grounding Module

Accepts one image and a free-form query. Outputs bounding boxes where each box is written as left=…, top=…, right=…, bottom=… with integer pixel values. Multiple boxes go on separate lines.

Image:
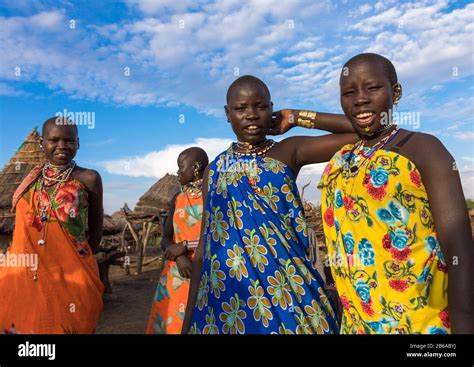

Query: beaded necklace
left=233, top=139, right=276, bottom=158
left=364, top=122, right=395, bottom=137
left=36, top=161, right=76, bottom=246
left=344, top=127, right=400, bottom=177
left=231, top=139, right=276, bottom=194
left=181, top=178, right=203, bottom=199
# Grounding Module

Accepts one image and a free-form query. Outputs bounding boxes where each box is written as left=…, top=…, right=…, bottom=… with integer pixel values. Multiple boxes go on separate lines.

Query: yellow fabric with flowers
left=318, top=143, right=450, bottom=334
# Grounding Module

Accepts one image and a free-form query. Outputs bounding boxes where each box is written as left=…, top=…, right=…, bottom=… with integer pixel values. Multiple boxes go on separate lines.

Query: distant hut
left=0, top=128, right=46, bottom=234
left=121, top=174, right=180, bottom=274
left=133, top=173, right=180, bottom=217
left=110, top=203, right=132, bottom=229
left=103, top=215, right=121, bottom=236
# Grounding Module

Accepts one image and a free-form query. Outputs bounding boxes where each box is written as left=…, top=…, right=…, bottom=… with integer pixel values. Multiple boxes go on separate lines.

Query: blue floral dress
left=189, top=145, right=338, bottom=334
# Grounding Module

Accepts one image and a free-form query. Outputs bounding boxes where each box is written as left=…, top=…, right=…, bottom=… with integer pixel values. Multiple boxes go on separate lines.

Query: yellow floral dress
left=318, top=143, right=450, bottom=334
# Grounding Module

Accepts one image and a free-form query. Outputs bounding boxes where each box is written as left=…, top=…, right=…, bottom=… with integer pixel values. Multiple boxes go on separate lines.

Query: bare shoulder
left=401, top=131, right=453, bottom=171
left=407, top=131, right=452, bottom=158
left=266, top=138, right=296, bottom=167
left=73, top=166, right=102, bottom=191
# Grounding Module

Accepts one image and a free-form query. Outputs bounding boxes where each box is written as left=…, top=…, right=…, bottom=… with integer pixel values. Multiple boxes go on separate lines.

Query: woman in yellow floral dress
left=318, top=53, right=473, bottom=334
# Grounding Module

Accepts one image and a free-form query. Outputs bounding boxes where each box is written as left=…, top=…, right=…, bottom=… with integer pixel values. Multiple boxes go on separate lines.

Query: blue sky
left=0, top=0, right=473, bottom=213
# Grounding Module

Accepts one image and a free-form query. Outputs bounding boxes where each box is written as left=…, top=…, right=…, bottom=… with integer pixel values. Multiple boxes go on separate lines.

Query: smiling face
left=41, top=123, right=79, bottom=166
left=340, top=60, right=400, bottom=136
left=225, top=82, right=273, bottom=145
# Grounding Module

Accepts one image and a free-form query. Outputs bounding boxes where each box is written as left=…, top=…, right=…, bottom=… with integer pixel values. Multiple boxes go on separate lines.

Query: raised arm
left=271, top=109, right=355, bottom=135
left=415, top=134, right=474, bottom=334
left=272, top=133, right=358, bottom=179
left=181, top=164, right=210, bottom=334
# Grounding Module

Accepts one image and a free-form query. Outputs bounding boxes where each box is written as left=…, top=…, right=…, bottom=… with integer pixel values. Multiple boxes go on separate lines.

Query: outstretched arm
left=271, top=109, right=355, bottom=135
left=415, top=134, right=473, bottom=334
left=274, top=133, right=358, bottom=178
left=181, top=165, right=210, bottom=334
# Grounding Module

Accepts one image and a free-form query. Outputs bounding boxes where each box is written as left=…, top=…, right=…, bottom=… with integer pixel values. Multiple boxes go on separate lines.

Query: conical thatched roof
left=103, top=214, right=121, bottom=235
left=110, top=203, right=132, bottom=229
left=0, top=128, right=46, bottom=233
left=133, top=173, right=180, bottom=218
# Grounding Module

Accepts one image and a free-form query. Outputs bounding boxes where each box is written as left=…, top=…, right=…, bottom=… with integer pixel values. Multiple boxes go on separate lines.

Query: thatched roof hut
left=103, top=214, right=122, bottom=235
left=0, top=128, right=46, bottom=234
left=132, top=173, right=180, bottom=218
left=110, top=203, right=132, bottom=229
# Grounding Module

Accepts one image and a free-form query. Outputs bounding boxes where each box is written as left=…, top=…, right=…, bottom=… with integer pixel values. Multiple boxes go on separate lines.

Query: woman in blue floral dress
left=182, top=75, right=358, bottom=334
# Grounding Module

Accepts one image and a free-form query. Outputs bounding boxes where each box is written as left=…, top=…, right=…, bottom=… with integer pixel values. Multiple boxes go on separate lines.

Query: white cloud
left=454, top=132, right=474, bottom=141
left=350, top=7, right=402, bottom=33
left=459, top=163, right=474, bottom=199
left=374, top=2, right=386, bottom=11
left=0, top=82, right=30, bottom=97
left=418, top=96, right=474, bottom=132
left=283, top=50, right=327, bottom=63
left=101, top=137, right=232, bottom=177
left=30, top=10, right=64, bottom=29
left=313, top=2, right=474, bottom=111
left=0, top=1, right=472, bottom=119
left=290, top=37, right=321, bottom=52
left=296, top=163, right=327, bottom=204
left=0, top=1, right=334, bottom=114
left=126, top=0, right=205, bottom=14
left=358, top=4, right=372, bottom=16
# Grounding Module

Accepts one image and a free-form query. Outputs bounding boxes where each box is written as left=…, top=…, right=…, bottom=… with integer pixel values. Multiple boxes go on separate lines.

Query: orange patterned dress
left=146, top=190, right=203, bottom=334
left=0, top=167, right=104, bottom=334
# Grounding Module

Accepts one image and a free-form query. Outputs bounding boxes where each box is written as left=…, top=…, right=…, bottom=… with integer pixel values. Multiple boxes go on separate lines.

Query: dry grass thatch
left=303, top=201, right=323, bottom=233
left=0, top=128, right=46, bottom=234
left=103, top=214, right=122, bottom=235
left=132, top=173, right=180, bottom=218
left=110, top=203, right=132, bottom=228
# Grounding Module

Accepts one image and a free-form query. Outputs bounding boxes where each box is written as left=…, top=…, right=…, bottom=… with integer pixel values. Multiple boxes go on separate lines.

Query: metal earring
left=193, top=162, right=201, bottom=177
left=393, top=83, right=402, bottom=110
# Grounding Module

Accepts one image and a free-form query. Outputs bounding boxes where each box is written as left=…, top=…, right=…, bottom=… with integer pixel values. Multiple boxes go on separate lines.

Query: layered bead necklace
left=233, top=139, right=276, bottom=159
left=181, top=178, right=203, bottom=199
left=36, top=160, right=76, bottom=246
left=335, top=127, right=400, bottom=259
left=232, top=139, right=276, bottom=194
left=343, top=127, right=400, bottom=177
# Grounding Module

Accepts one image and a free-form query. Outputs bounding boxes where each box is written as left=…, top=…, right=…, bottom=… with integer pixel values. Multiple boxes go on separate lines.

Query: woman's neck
left=362, top=125, right=398, bottom=148
left=236, top=138, right=268, bottom=148
left=46, top=160, right=74, bottom=169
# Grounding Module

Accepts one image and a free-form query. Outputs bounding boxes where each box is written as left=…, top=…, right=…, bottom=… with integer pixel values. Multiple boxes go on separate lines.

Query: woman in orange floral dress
left=0, top=117, right=104, bottom=334
left=146, top=147, right=208, bottom=334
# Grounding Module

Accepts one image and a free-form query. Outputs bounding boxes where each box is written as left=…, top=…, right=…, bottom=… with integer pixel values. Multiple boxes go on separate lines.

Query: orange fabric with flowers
left=146, top=191, right=202, bottom=334
left=0, top=177, right=104, bottom=334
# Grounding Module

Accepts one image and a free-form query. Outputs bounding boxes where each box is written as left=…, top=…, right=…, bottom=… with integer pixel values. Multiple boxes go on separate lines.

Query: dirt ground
left=96, top=257, right=164, bottom=334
